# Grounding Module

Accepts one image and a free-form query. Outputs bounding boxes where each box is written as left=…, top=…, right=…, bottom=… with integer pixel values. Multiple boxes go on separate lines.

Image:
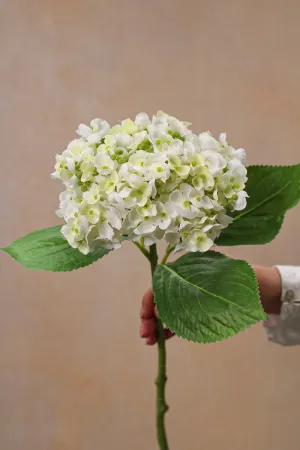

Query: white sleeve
left=263, top=266, right=300, bottom=346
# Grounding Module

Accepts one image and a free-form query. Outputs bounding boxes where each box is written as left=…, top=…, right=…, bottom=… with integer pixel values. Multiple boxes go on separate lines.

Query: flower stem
left=133, top=241, right=151, bottom=261
left=149, top=243, right=158, bottom=276
left=161, top=246, right=175, bottom=265
left=149, top=244, right=169, bottom=450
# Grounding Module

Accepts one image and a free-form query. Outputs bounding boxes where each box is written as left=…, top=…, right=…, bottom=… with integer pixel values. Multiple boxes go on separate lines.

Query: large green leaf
left=216, top=164, right=300, bottom=246
left=153, top=251, right=267, bottom=343
left=1, top=226, right=113, bottom=272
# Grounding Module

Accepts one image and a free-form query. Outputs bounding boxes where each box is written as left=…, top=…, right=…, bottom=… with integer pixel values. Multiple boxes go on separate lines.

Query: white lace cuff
left=263, top=266, right=300, bottom=346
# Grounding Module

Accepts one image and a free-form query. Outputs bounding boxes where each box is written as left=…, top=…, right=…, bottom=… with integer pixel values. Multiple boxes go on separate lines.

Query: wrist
left=253, top=265, right=282, bottom=315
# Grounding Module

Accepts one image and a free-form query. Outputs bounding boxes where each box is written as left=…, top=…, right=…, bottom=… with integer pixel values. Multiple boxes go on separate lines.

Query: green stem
left=161, top=246, right=175, bottom=265
left=149, top=243, right=158, bottom=276
left=149, top=244, right=169, bottom=450
left=133, top=241, right=151, bottom=261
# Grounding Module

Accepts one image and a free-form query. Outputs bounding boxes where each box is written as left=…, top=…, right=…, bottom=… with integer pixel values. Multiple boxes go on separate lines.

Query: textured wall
left=1, top=1, right=300, bottom=449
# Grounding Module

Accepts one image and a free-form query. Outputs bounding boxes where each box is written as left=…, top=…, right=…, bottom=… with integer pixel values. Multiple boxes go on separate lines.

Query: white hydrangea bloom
left=52, top=111, right=248, bottom=254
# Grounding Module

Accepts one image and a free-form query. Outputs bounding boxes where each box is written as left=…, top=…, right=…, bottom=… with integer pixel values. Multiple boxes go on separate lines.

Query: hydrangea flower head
left=52, top=111, right=247, bottom=254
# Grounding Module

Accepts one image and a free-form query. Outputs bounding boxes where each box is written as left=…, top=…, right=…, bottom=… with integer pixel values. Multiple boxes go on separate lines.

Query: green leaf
left=1, top=226, right=113, bottom=272
left=153, top=251, right=267, bottom=343
left=216, top=164, right=300, bottom=246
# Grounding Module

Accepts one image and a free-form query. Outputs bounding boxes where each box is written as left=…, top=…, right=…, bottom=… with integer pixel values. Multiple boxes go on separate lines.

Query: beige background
left=1, top=0, right=300, bottom=449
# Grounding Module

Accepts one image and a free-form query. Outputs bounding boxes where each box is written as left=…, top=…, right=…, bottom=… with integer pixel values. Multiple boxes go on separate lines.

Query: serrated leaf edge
left=0, top=225, right=114, bottom=273
left=153, top=256, right=267, bottom=344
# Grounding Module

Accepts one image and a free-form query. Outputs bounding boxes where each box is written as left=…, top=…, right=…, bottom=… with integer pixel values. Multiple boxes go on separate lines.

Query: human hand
left=140, top=265, right=282, bottom=345
left=140, top=288, right=175, bottom=345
